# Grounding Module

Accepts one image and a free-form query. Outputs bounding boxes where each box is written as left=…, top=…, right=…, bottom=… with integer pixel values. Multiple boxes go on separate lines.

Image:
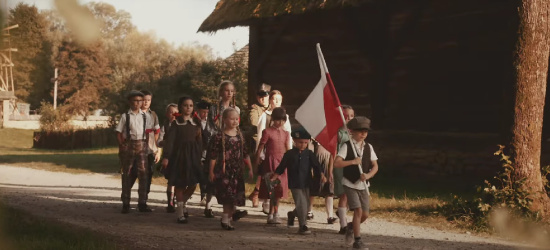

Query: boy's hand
left=360, top=173, right=369, bottom=181
left=352, top=157, right=362, bottom=165
left=270, top=173, right=279, bottom=182
left=328, top=173, right=333, bottom=184
left=162, top=158, right=169, bottom=169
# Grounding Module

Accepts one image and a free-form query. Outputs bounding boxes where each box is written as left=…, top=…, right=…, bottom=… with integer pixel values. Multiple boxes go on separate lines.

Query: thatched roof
left=198, top=0, right=371, bottom=32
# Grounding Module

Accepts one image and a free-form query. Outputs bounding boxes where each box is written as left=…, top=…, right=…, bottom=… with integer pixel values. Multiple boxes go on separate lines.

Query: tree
left=9, top=3, right=53, bottom=108
left=510, top=0, right=550, bottom=217
left=55, top=39, right=112, bottom=116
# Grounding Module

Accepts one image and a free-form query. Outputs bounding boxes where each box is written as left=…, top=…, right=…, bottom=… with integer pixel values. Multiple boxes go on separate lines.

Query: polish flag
left=295, top=44, right=344, bottom=155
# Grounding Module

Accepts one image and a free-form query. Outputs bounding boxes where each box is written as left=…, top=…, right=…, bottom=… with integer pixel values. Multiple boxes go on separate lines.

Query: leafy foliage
left=38, top=102, right=72, bottom=132
left=439, top=145, right=548, bottom=230
left=9, top=3, right=53, bottom=108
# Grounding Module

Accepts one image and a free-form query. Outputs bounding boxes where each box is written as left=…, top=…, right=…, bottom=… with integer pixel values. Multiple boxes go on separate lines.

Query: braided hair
left=220, top=107, right=245, bottom=174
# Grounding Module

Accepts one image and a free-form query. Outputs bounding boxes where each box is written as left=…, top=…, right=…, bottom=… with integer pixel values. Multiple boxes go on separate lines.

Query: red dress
left=258, top=127, right=289, bottom=199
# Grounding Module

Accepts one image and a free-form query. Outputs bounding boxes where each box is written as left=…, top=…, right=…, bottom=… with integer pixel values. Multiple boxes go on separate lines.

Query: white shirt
left=115, top=109, right=147, bottom=140
left=256, top=111, right=292, bottom=159
left=201, top=120, right=207, bottom=130
left=337, top=139, right=378, bottom=190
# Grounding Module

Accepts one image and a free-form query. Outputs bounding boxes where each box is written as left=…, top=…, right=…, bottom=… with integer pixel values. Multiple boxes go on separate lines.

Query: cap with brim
left=127, top=90, right=144, bottom=100
left=257, top=83, right=271, bottom=96
left=347, top=116, right=371, bottom=131
left=197, top=100, right=211, bottom=110
left=291, top=126, right=311, bottom=139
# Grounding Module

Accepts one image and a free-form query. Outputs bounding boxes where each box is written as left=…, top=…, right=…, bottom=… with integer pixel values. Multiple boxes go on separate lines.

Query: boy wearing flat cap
left=248, top=83, right=271, bottom=207
left=271, top=127, right=326, bottom=235
left=115, top=90, right=151, bottom=213
left=334, top=116, right=379, bottom=250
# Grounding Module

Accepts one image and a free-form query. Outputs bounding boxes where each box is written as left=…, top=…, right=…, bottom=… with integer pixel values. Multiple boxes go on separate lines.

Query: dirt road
left=0, top=165, right=541, bottom=250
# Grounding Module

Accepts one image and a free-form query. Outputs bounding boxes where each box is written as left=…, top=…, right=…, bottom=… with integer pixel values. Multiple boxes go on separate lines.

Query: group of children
left=115, top=81, right=379, bottom=249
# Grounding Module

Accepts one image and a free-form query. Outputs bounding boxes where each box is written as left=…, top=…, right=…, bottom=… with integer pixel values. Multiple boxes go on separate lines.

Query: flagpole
left=317, top=43, right=369, bottom=190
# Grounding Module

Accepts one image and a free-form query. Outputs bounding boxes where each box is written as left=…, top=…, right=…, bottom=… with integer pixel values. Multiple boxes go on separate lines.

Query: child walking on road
left=162, top=96, right=203, bottom=223
left=334, top=116, right=379, bottom=249
left=208, top=108, right=254, bottom=230
left=271, top=127, right=325, bottom=235
left=254, top=107, right=291, bottom=224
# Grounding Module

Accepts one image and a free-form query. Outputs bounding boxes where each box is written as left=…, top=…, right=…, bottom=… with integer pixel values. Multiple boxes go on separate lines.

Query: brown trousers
left=119, top=140, right=148, bottom=204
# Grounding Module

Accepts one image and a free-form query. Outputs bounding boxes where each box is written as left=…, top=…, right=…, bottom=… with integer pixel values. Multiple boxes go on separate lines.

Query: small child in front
left=271, top=127, right=325, bottom=235
left=333, top=116, right=379, bottom=250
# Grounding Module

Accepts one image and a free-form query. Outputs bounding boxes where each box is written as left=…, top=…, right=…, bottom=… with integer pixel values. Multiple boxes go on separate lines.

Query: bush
left=38, top=102, right=72, bottom=132
left=439, top=145, right=549, bottom=230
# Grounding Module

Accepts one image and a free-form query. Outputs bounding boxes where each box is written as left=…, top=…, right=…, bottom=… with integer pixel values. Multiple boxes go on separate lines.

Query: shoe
left=273, top=213, right=281, bottom=224
left=307, top=212, right=314, bottom=220
left=287, top=211, right=295, bottom=227
left=184, top=212, right=189, bottom=218
left=121, top=204, right=130, bottom=214
left=166, top=205, right=175, bottom=213
left=345, top=223, right=354, bottom=246
left=200, top=197, right=206, bottom=206
left=220, top=220, right=235, bottom=230
left=353, top=240, right=369, bottom=249
left=327, top=217, right=338, bottom=224
left=177, top=216, right=188, bottom=224
left=267, top=215, right=280, bottom=224
left=232, top=210, right=248, bottom=221
left=248, top=188, right=259, bottom=208
left=298, top=225, right=311, bottom=235
left=138, top=203, right=153, bottom=212
left=338, top=226, right=347, bottom=235
left=204, top=208, right=214, bottom=218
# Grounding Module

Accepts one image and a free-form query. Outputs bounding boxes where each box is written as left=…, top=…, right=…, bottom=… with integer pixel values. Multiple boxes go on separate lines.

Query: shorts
left=344, top=185, right=370, bottom=213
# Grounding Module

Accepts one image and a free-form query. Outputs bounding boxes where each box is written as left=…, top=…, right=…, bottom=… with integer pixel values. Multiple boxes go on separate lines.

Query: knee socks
left=167, top=191, right=173, bottom=206
left=338, top=207, right=348, bottom=228
left=325, top=197, right=334, bottom=218
left=177, top=201, right=184, bottom=217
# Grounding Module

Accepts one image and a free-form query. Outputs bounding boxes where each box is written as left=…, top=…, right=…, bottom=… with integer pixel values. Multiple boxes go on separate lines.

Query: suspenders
left=125, top=112, right=147, bottom=140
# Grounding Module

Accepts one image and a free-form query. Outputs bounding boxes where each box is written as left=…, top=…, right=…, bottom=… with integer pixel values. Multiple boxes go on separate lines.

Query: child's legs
left=223, top=203, right=235, bottom=216
left=325, top=195, right=334, bottom=217
left=309, top=196, right=314, bottom=212
left=269, top=197, right=280, bottom=215
left=338, top=193, right=347, bottom=208
left=344, top=186, right=370, bottom=237
left=255, top=176, right=262, bottom=189
left=175, top=187, right=184, bottom=201
left=291, top=188, right=310, bottom=227
left=182, top=184, right=197, bottom=202
left=352, top=207, right=363, bottom=237
left=146, top=153, right=155, bottom=194
left=120, top=148, right=134, bottom=204
left=134, top=142, right=148, bottom=204
left=166, top=185, right=174, bottom=205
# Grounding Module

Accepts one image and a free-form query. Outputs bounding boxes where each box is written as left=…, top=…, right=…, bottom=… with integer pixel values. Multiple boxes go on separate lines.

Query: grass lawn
left=0, top=202, right=118, bottom=250
left=0, top=128, right=481, bottom=233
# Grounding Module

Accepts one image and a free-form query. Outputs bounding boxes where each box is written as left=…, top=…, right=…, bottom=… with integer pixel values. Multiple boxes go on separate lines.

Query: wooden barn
left=199, top=0, right=540, bottom=134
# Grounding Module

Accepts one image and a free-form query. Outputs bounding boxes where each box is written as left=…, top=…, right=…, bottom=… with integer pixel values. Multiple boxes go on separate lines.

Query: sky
left=5, top=0, right=249, bottom=58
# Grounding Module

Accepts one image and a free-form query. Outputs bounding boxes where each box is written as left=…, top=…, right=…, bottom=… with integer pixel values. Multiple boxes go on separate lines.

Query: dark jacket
left=275, top=148, right=323, bottom=189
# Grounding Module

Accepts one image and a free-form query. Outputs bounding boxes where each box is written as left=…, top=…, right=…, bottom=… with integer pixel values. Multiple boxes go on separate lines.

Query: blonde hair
left=220, top=107, right=245, bottom=174
left=216, top=80, right=237, bottom=128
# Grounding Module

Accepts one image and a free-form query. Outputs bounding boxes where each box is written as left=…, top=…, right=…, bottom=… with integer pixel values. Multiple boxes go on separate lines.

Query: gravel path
left=0, top=165, right=543, bottom=250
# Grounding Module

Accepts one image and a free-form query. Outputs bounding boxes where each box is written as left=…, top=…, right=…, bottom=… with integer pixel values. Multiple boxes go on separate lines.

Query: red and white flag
left=295, top=44, right=344, bottom=155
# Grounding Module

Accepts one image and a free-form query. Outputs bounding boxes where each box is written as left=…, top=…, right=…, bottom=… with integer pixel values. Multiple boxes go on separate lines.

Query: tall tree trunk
left=511, top=0, right=550, bottom=216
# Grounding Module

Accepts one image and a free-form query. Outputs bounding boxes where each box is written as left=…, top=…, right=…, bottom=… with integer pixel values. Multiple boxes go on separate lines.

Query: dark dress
left=208, top=132, right=248, bottom=206
left=162, top=118, right=203, bottom=188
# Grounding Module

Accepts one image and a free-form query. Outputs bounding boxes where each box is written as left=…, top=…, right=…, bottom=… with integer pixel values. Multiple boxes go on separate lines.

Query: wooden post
left=53, top=68, right=58, bottom=110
